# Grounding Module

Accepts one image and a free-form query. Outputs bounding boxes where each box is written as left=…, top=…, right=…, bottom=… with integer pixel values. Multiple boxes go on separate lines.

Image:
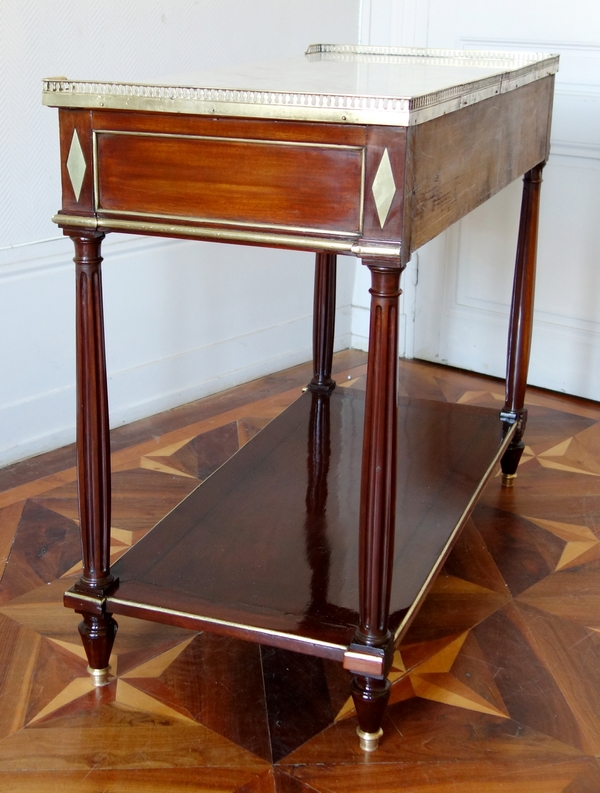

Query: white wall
left=361, top=0, right=600, bottom=401
left=0, top=1, right=360, bottom=466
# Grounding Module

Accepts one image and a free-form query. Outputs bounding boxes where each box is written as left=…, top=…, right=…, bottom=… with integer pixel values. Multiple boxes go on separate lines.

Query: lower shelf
left=72, top=387, right=514, bottom=662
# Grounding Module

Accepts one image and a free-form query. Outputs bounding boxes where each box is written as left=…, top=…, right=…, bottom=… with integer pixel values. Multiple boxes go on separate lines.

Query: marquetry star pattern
left=26, top=635, right=199, bottom=727
left=1, top=362, right=600, bottom=790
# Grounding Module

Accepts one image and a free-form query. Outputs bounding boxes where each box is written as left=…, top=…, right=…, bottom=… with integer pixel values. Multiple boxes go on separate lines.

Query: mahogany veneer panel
left=58, top=109, right=94, bottom=214
left=108, top=388, right=511, bottom=654
left=96, top=132, right=364, bottom=233
left=92, top=111, right=369, bottom=146
left=405, top=76, right=554, bottom=252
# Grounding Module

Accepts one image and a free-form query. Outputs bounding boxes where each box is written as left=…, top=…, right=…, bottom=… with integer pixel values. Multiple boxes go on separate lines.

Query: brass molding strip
left=52, top=214, right=402, bottom=258
left=64, top=591, right=106, bottom=606
left=109, top=596, right=384, bottom=673
left=53, top=214, right=99, bottom=229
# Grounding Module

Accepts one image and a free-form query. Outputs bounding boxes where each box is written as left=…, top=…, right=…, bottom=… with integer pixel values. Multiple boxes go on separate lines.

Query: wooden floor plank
left=278, top=759, right=596, bottom=793
left=0, top=724, right=269, bottom=772
left=0, top=767, right=272, bottom=793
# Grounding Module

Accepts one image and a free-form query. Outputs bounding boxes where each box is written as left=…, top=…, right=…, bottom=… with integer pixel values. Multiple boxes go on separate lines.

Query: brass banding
left=65, top=591, right=106, bottom=606
left=107, top=596, right=348, bottom=654
left=52, top=214, right=402, bottom=258
left=357, top=726, right=383, bottom=752
left=87, top=665, right=111, bottom=687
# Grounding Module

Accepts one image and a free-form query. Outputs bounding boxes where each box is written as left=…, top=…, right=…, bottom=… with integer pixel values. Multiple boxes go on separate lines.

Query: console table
left=43, top=44, right=558, bottom=751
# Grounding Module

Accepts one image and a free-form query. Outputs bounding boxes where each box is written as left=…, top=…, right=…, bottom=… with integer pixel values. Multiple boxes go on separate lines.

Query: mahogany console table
left=43, top=44, right=558, bottom=751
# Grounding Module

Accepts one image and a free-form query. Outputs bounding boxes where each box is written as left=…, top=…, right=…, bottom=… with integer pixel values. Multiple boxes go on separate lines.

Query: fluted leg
left=352, top=260, right=403, bottom=750
left=66, top=229, right=118, bottom=683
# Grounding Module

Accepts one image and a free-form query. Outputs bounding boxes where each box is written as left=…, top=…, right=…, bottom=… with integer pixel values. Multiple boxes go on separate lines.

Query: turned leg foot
left=501, top=439, right=525, bottom=487
left=500, top=408, right=528, bottom=487
left=78, top=612, right=118, bottom=686
left=351, top=675, right=391, bottom=751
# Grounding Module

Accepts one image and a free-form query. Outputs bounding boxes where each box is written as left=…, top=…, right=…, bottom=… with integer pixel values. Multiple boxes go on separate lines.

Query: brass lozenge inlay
left=66, top=128, right=86, bottom=202
left=372, top=148, right=396, bottom=228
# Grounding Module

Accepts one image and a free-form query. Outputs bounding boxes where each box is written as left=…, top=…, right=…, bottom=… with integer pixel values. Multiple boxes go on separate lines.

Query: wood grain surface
left=405, top=76, right=554, bottom=252
left=96, top=132, right=364, bottom=233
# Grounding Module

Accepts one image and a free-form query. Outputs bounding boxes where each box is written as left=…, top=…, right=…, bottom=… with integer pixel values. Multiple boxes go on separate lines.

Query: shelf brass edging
left=342, top=649, right=385, bottom=677
left=108, top=596, right=343, bottom=647
left=393, top=421, right=518, bottom=643
left=105, top=597, right=384, bottom=675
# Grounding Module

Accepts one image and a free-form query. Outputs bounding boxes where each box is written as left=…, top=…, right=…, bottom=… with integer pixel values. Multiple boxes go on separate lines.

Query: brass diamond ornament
left=66, top=129, right=86, bottom=202
left=372, top=148, right=396, bottom=228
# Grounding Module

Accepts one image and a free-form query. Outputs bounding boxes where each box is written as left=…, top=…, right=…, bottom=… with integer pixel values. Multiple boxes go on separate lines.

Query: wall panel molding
left=0, top=304, right=351, bottom=467
left=551, top=141, right=600, bottom=162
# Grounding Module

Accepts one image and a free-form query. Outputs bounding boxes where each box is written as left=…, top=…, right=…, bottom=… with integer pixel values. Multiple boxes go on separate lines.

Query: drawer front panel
left=95, top=131, right=364, bottom=235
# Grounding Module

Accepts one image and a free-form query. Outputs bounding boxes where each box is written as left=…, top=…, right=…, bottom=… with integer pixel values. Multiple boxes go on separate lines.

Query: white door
left=361, top=0, right=600, bottom=400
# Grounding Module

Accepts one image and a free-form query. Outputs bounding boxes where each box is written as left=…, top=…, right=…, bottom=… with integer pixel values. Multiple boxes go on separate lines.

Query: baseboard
left=0, top=320, right=352, bottom=468
left=419, top=305, right=600, bottom=400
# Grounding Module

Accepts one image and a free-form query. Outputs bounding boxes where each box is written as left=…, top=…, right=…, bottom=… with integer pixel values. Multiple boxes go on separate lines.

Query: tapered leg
left=351, top=676, right=391, bottom=752
left=66, top=229, right=118, bottom=684
left=309, top=252, right=337, bottom=393
left=501, top=163, right=545, bottom=486
left=352, top=260, right=403, bottom=750
left=78, top=612, right=118, bottom=686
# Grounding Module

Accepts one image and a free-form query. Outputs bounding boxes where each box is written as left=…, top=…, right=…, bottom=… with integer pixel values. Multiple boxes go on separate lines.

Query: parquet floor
left=1, top=351, right=600, bottom=792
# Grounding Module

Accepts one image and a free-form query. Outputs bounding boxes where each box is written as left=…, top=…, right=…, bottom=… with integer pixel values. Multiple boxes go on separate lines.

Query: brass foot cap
left=357, top=727, right=383, bottom=752
left=502, top=473, right=517, bottom=488
left=87, top=665, right=111, bottom=687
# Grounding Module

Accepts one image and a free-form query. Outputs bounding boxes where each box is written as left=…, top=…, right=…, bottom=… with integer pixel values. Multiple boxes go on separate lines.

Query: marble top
left=43, top=43, right=559, bottom=127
